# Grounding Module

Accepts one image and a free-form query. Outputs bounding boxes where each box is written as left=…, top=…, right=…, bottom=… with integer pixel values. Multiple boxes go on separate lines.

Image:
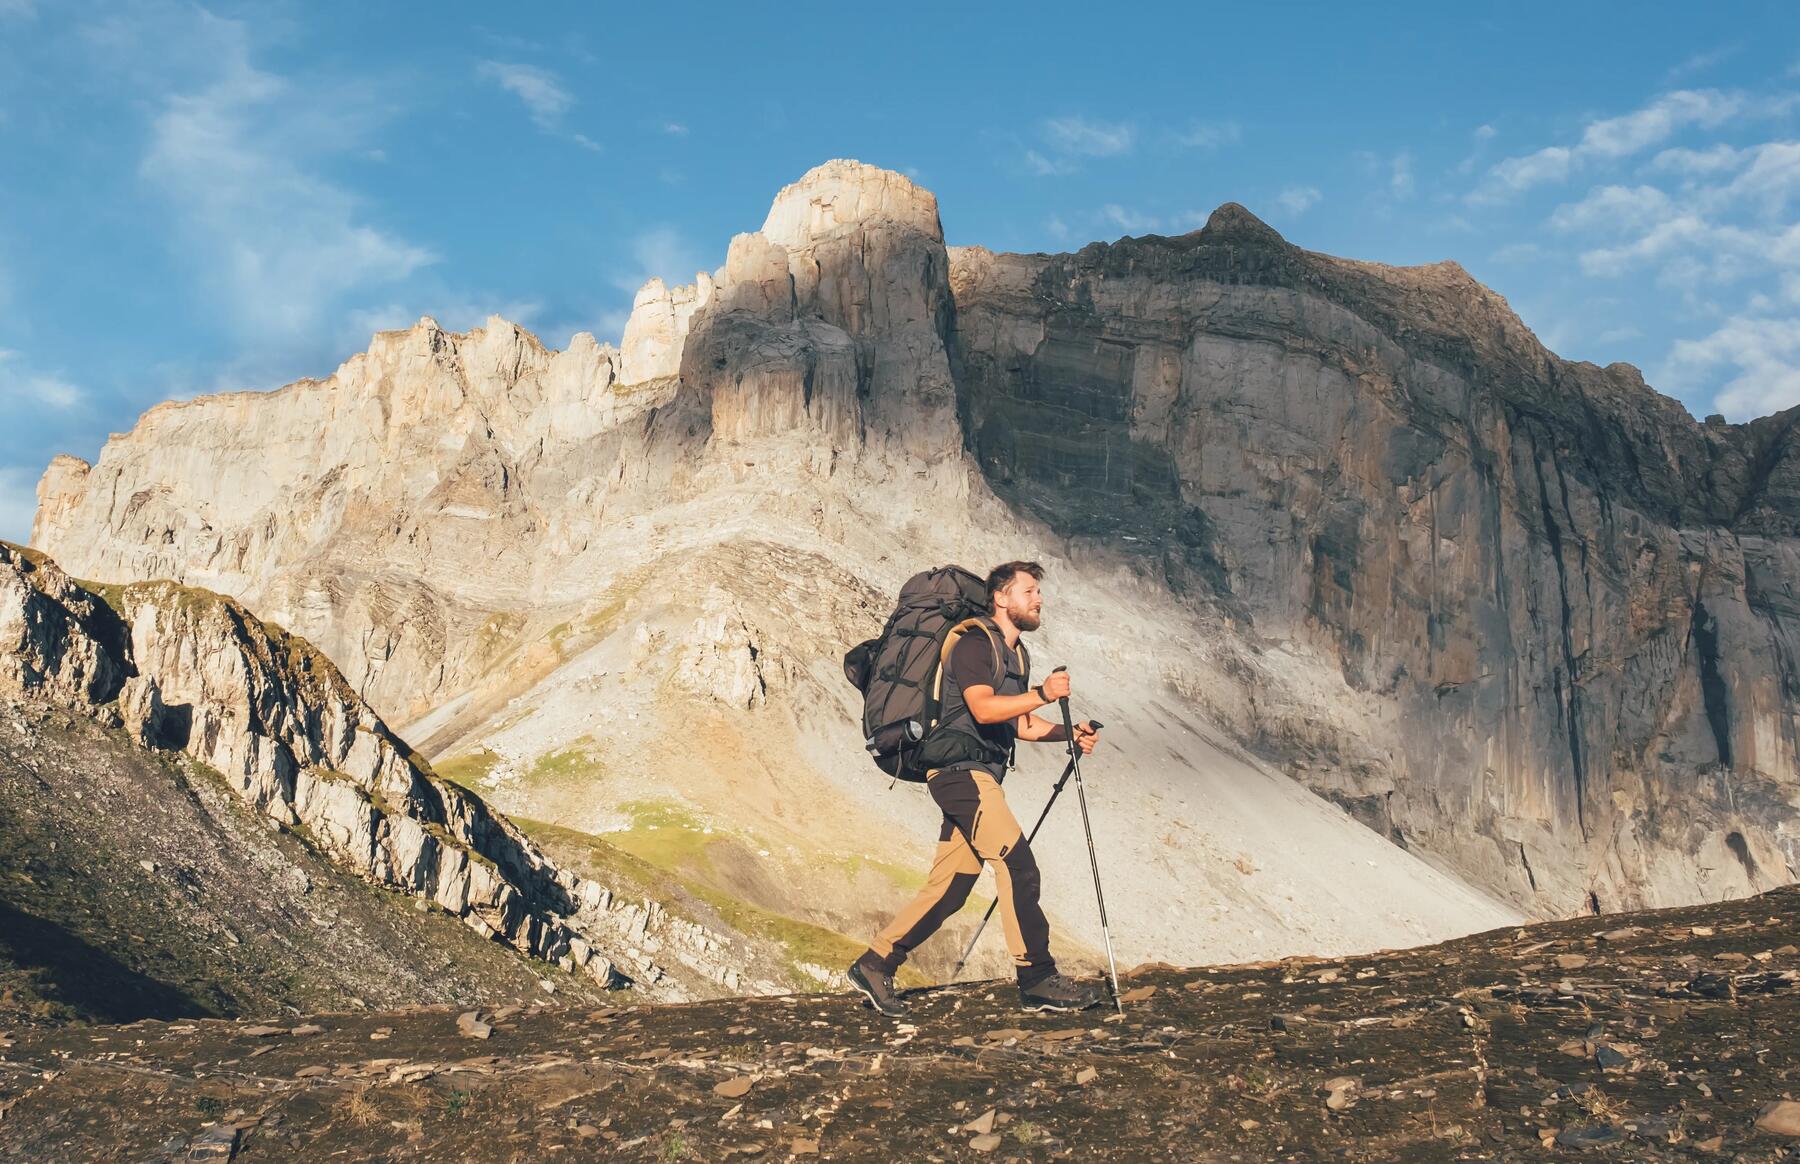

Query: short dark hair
left=986, top=560, right=1045, bottom=606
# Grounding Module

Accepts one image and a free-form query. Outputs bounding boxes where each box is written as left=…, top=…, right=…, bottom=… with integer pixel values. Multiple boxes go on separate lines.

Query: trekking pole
left=946, top=719, right=1105, bottom=982
left=1056, top=680, right=1125, bottom=1015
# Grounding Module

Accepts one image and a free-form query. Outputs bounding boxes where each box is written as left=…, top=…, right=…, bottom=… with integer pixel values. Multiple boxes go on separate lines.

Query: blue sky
left=3, top=1, right=1799, bottom=545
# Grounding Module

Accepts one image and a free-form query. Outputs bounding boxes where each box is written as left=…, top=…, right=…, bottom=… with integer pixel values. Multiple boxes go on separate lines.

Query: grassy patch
left=434, top=749, right=501, bottom=791
left=528, top=746, right=602, bottom=784
left=512, top=814, right=883, bottom=992
left=603, top=800, right=718, bottom=871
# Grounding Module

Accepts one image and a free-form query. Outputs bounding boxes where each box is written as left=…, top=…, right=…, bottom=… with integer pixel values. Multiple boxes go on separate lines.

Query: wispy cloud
left=1044, top=116, right=1135, bottom=157
left=1663, top=314, right=1800, bottom=417
left=1024, top=149, right=1076, bottom=177
left=610, top=226, right=706, bottom=297
left=1649, top=143, right=1747, bottom=175
left=476, top=59, right=600, bottom=152
left=128, top=9, right=433, bottom=346
left=661, top=120, right=688, bottom=136
left=1276, top=185, right=1321, bottom=215
left=1664, top=44, right=1740, bottom=84
left=1549, top=185, right=1675, bottom=232
left=0, top=350, right=83, bottom=411
left=1100, top=204, right=1159, bottom=234
left=1470, top=88, right=1751, bottom=202
left=477, top=60, right=571, bottom=129
left=1023, top=115, right=1135, bottom=176
left=1390, top=151, right=1415, bottom=200
left=1171, top=120, right=1241, bottom=150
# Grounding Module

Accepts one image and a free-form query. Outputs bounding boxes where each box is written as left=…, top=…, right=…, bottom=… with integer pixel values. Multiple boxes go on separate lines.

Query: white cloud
left=2, top=375, right=82, bottom=409
left=610, top=226, right=706, bottom=296
left=1663, top=314, right=1800, bottom=417
left=1024, top=149, right=1075, bottom=177
left=1550, top=185, right=1675, bottom=233
left=1665, top=44, right=1740, bottom=83
left=476, top=60, right=572, bottom=129
left=0, top=348, right=85, bottom=411
left=1580, top=89, right=1744, bottom=159
left=476, top=60, right=599, bottom=152
left=1471, top=89, right=1753, bottom=201
left=1276, top=185, right=1321, bottom=215
left=1046, top=215, right=1070, bottom=242
left=1171, top=121, right=1240, bottom=150
left=661, top=121, right=689, bottom=136
left=1043, top=116, right=1134, bottom=157
left=1649, top=144, right=1748, bottom=175
left=1390, top=151, right=1415, bottom=200
left=133, top=12, right=432, bottom=345
left=1478, top=145, right=1574, bottom=199
left=1100, top=204, right=1159, bottom=234
left=1721, top=141, right=1800, bottom=212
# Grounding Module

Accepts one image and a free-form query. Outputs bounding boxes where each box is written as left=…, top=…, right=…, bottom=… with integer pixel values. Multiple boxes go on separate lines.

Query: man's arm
left=1015, top=712, right=1066, bottom=742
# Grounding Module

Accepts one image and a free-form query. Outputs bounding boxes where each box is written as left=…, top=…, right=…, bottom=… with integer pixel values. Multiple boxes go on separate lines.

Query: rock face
left=0, top=543, right=756, bottom=1001
left=949, top=209, right=1800, bottom=914
left=26, top=161, right=1798, bottom=947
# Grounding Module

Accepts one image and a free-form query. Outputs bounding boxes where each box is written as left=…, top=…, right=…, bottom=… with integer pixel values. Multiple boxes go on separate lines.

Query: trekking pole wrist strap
left=1033, top=683, right=1048, bottom=704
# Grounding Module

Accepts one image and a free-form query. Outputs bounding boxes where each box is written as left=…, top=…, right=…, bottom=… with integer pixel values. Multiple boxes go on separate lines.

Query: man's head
left=986, top=560, right=1045, bottom=632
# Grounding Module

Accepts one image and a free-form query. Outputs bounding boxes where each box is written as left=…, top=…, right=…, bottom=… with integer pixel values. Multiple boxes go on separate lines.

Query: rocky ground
left=2, top=886, right=1794, bottom=1161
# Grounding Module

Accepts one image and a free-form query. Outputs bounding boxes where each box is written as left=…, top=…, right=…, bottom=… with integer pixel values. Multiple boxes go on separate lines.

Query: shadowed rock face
left=949, top=206, right=1800, bottom=915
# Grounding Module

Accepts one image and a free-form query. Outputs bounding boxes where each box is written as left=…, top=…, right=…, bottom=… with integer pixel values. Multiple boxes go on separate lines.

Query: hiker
left=848, top=561, right=1104, bottom=1016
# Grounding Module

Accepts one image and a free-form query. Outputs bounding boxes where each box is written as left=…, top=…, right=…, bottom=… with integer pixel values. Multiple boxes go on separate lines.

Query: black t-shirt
left=937, top=626, right=1030, bottom=778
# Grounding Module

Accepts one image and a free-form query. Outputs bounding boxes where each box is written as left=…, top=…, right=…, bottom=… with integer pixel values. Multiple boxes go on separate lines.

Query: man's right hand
left=1040, top=670, right=1071, bottom=702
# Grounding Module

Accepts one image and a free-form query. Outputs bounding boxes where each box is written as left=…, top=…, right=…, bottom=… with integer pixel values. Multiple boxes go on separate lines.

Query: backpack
left=843, top=565, right=1028, bottom=782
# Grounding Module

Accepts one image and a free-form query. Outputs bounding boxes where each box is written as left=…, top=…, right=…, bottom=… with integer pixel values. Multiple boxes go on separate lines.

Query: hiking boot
left=848, top=957, right=911, bottom=1018
left=1019, top=973, right=1103, bottom=1012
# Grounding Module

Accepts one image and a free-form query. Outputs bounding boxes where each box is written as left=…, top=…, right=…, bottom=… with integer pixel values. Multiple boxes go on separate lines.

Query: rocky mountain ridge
left=0, top=542, right=772, bottom=1004
left=26, top=160, right=1797, bottom=958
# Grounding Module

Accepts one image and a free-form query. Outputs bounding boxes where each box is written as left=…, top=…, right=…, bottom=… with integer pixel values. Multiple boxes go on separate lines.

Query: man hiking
left=848, top=561, right=1104, bottom=1016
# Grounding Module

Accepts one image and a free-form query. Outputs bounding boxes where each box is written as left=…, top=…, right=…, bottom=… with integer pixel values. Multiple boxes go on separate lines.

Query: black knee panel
left=1002, top=839, right=1042, bottom=901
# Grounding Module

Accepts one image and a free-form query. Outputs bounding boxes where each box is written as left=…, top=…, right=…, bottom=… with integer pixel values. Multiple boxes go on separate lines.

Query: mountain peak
left=760, top=159, right=942, bottom=250
left=1199, top=202, right=1288, bottom=245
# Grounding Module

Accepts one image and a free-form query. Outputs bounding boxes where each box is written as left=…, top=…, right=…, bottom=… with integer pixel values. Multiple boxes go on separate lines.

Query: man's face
left=998, top=574, right=1043, bottom=632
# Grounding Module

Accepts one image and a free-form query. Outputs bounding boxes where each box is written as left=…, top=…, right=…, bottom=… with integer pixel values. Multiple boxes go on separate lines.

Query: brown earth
left=2, top=886, right=1795, bottom=1161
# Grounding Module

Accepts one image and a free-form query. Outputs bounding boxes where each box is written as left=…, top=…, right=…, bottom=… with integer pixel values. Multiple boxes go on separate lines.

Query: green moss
left=604, top=800, right=718, bottom=871
left=529, top=746, right=602, bottom=784
left=841, top=853, right=931, bottom=896
left=511, top=815, right=881, bottom=992
left=435, top=748, right=501, bottom=791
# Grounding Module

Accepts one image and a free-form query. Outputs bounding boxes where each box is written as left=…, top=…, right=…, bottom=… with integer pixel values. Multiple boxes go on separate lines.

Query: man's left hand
left=1074, top=721, right=1100, bottom=754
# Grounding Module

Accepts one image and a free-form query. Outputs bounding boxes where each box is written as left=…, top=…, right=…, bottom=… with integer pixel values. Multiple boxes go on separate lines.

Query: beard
left=1013, top=608, right=1042, bottom=632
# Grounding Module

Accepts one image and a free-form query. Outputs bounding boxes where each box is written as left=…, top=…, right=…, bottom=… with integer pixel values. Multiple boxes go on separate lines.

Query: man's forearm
left=968, top=689, right=1054, bottom=724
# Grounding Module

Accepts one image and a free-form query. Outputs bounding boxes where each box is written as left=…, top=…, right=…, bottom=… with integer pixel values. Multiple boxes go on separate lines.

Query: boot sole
left=1020, top=997, right=1102, bottom=1012
left=847, top=966, right=910, bottom=1019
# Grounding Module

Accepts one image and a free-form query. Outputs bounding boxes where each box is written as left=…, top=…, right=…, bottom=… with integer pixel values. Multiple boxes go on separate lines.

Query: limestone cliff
left=26, top=161, right=1796, bottom=955
left=949, top=207, right=1800, bottom=914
